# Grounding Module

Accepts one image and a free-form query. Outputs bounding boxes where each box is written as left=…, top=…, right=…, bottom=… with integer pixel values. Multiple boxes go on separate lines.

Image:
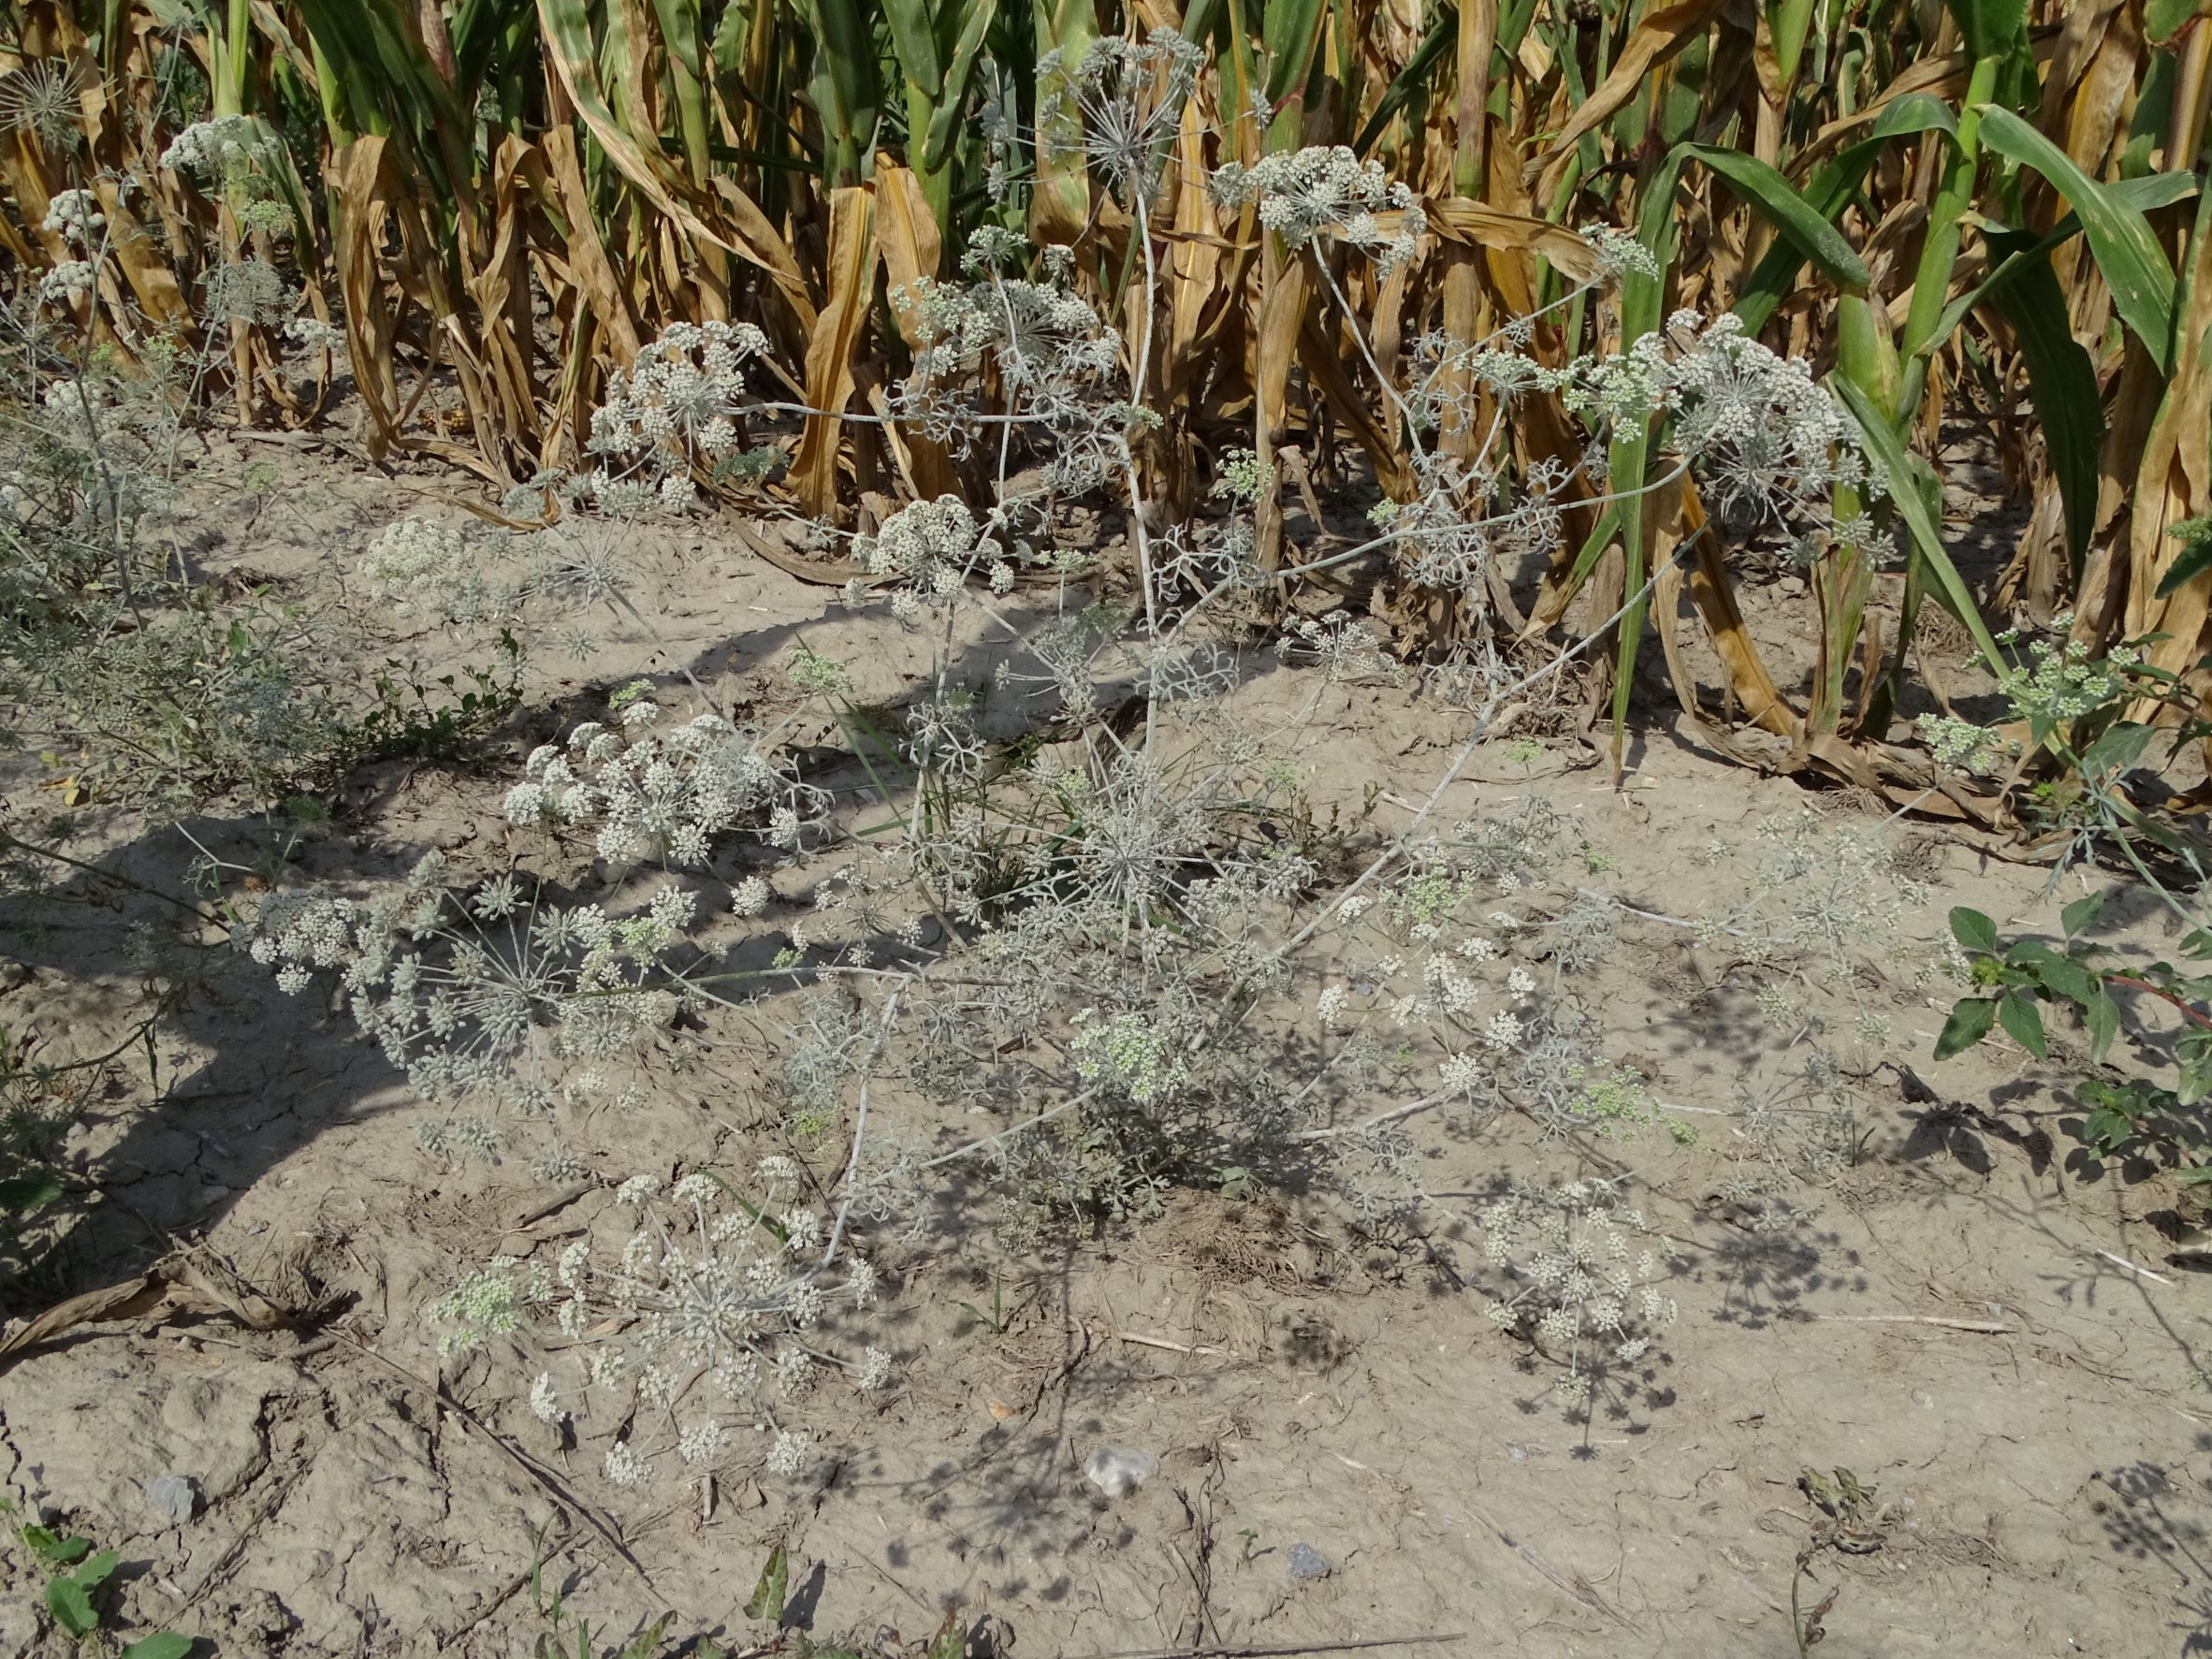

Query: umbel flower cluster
left=1575, top=310, right=1873, bottom=528
left=1477, top=1178, right=1681, bottom=1407
left=360, top=516, right=471, bottom=618
left=583, top=320, right=773, bottom=514
left=244, top=850, right=696, bottom=1156
left=889, top=260, right=1131, bottom=502
left=1160, top=183, right=1871, bottom=623
left=158, top=113, right=278, bottom=179
left=1213, top=144, right=1426, bottom=276
left=856, top=494, right=1017, bottom=623
left=504, top=690, right=815, bottom=866
left=39, top=187, right=103, bottom=246
left=1039, top=29, right=1204, bottom=205
left=356, top=513, right=648, bottom=648
left=431, top=1162, right=891, bottom=1486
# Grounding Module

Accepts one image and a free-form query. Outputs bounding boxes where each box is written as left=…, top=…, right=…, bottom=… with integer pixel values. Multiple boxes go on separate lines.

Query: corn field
left=0, top=0, right=2207, bottom=821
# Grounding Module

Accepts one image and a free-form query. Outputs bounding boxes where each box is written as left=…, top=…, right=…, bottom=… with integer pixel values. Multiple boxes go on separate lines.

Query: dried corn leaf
left=793, top=182, right=880, bottom=517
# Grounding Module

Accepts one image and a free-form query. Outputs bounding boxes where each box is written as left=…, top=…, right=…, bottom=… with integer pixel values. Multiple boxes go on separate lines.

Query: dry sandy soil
left=0, top=432, right=2206, bottom=1659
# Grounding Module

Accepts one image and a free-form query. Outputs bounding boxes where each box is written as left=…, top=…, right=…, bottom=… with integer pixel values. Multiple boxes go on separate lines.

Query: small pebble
left=1288, top=1543, right=1332, bottom=1582
left=145, top=1473, right=198, bottom=1525
left=1912, top=1389, right=1933, bottom=1409
left=1083, top=1446, right=1159, bottom=1499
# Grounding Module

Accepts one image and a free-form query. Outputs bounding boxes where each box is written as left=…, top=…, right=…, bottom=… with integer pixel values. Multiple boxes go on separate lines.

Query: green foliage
left=2156, top=516, right=2212, bottom=600
left=953, top=1276, right=1012, bottom=1336
left=1974, top=106, right=2179, bottom=370
left=1937, top=898, right=2212, bottom=1174
left=744, top=1544, right=789, bottom=1623
left=2, top=1497, right=193, bottom=1652
left=348, top=632, right=525, bottom=767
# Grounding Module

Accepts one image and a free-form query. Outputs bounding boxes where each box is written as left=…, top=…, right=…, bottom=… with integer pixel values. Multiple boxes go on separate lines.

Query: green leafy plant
left=2, top=1498, right=193, bottom=1656
left=743, top=1544, right=788, bottom=1623
left=953, top=1276, right=1012, bottom=1338
left=348, top=632, right=524, bottom=767
left=1938, top=897, right=2212, bottom=1179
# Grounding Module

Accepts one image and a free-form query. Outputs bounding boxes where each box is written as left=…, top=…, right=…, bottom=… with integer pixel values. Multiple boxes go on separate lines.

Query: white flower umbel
left=432, top=1161, right=883, bottom=1491
left=39, top=187, right=103, bottom=247
left=159, top=114, right=279, bottom=179
left=1039, top=30, right=1203, bottom=206
left=504, top=691, right=818, bottom=867
left=888, top=262, right=1128, bottom=497
left=1477, top=1177, right=1679, bottom=1413
left=857, top=495, right=999, bottom=611
left=246, top=850, right=692, bottom=1125
left=1213, top=145, right=1425, bottom=277
left=361, top=516, right=473, bottom=619
left=582, top=320, right=773, bottom=514
left=1568, top=311, right=1870, bottom=530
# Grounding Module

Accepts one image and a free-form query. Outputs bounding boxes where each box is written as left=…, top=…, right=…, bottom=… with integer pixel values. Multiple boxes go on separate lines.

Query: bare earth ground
left=0, top=433, right=2207, bottom=1659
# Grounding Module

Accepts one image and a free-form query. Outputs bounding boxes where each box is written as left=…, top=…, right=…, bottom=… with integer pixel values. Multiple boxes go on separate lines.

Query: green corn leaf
left=882, top=0, right=946, bottom=100
left=1735, top=95, right=1957, bottom=333
left=1833, top=375, right=2004, bottom=674
left=1943, top=0, right=2036, bottom=104
left=1975, top=106, right=2179, bottom=370
left=452, top=0, right=539, bottom=94
left=1765, top=0, right=1818, bottom=82
left=1927, top=172, right=2197, bottom=349
left=1672, top=144, right=1869, bottom=295
left=708, top=0, right=749, bottom=73
left=1593, top=141, right=1698, bottom=768
left=1943, top=0, right=2028, bottom=58
left=1608, top=492, right=1650, bottom=772
left=1032, top=0, right=1099, bottom=223
left=1259, top=0, right=1332, bottom=124
left=294, top=0, right=468, bottom=146
left=1562, top=504, right=1623, bottom=589
left=1353, top=4, right=1457, bottom=156
left=1934, top=997, right=1998, bottom=1059
left=1984, top=228, right=2102, bottom=568
left=920, top=0, right=1003, bottom=172
left=2146, top=0, right=2207, bottom=44
left=800, top=0, right=885, bottom=182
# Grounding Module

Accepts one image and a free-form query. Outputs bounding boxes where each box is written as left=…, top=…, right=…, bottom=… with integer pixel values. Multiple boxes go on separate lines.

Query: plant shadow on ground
left=2094, top=1458, right=2212, bottom=1656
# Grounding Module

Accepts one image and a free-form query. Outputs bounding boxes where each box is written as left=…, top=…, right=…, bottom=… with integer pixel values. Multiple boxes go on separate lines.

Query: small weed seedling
left=2, top=1497, right=192, bottom=1656
left=954, top=1277, right=1015, bottom=1338
left=1788, top=1466, right=1888, bottom=1658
